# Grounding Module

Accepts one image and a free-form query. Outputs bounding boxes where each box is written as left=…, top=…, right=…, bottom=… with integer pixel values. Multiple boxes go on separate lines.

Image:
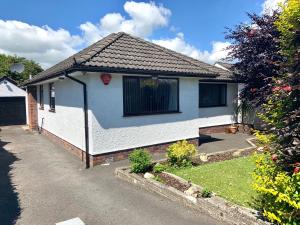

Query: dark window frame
left=123, top=76, right=180, bottom=116
left=198, top=83, right=227, bottom=108
left=39, top=85, right=44, bottom=110
left=48, top=83, right=55, bottom=112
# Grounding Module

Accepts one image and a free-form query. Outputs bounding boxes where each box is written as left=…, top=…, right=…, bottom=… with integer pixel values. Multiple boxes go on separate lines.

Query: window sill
left=199, top=105, right=227, bottom=108
left=123, top=111, right=182, bottom=117
left=49, top=109, right=56, bottom=113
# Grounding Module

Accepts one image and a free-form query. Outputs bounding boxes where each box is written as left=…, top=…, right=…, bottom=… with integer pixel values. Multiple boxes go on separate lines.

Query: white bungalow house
left=23, top=32, right=241, bottom=167
left=0, top=76, right=27, bottom=126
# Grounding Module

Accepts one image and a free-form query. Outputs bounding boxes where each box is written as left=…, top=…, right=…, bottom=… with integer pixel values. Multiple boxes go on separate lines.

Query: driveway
left=0, top=126, right=225, bottom=225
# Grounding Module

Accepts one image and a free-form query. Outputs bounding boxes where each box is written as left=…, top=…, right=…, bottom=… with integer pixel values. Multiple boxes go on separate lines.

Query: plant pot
left=226, top=126, right=238, bottom=134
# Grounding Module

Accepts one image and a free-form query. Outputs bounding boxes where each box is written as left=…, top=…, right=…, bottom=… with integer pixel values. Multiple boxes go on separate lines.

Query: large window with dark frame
left=199, top=83, right=227, bottom=107
left=39, top=85, right=44, bottom=109
left=49, top=83, right=55, bottom=111
left=123, top=76, right=179, bottom=116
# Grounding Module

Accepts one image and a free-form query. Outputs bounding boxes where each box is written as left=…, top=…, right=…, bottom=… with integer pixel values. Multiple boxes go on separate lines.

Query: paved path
left=0, top=126, right=225, bottom=225
left=199, top=132, right=253, bottom=154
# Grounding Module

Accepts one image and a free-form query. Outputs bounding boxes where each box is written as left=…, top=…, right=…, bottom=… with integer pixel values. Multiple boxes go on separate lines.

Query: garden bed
left=115, top=139, right=270, bottom=225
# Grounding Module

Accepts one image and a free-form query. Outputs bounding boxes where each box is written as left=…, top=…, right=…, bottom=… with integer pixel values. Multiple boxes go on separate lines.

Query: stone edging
left=115, top=167, right=269, bottom=225
left=115, top=139, right=271, bottom=225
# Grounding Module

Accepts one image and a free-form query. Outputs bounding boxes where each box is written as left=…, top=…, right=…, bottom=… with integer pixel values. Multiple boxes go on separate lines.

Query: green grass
left=168, top=156, right=256, bottom=207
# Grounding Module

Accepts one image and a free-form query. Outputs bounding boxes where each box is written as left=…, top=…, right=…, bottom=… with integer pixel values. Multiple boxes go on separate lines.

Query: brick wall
left=199, top=124, right=231, bottom=134
left=199, top=124, right=252, bottom=135
left=41, top=128, right=85, bottom=161
left=39, top=127, right=198, bottom=167
left=40, top=124, right=249, bottom=167
left=91, top=138, right=199, bottom=166
left=27, top=86, right=38, bottom=130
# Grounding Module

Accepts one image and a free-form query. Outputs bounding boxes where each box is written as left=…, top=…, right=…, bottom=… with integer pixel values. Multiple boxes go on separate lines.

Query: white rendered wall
left=0, top=79, right=26, bottom=97
left=87, top=73, right=238, bottom=155
left=37, top=77, right=87, bottom=151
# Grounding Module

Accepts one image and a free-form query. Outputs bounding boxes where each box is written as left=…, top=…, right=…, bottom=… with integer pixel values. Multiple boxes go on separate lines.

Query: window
left=123, top=76, right=179, bottom=116
left=49, top=83, right=55, bottom=111
left=39, top=85, right=44, bottom=109
left=199, top=83, right=227, bottom=107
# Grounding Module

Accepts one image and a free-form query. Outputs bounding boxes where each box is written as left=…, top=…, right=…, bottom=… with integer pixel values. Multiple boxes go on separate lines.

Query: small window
left=49, top=83, right=55, bottom=111
left=123, top=76, right=179, bottom=116
left=39, top=85, right=44, bottom=109
left=199, top=83, right=227, bottom=107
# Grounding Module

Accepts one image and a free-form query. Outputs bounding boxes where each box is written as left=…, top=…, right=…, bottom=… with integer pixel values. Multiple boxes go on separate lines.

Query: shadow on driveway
left=0, top=138, right=21, bottom=225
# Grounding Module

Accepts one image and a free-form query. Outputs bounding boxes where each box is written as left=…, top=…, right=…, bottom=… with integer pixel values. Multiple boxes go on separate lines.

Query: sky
left=0, top=0, right=283, bottom=69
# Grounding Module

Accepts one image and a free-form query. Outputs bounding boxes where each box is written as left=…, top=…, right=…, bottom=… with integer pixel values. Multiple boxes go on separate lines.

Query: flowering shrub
left=167, top=140, right=196, bottom=167
left=253, top=153, right=300, bottom=224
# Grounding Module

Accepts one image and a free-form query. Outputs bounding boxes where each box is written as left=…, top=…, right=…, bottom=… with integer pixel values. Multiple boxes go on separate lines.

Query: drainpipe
left=64, top=73, right=90, bottom=169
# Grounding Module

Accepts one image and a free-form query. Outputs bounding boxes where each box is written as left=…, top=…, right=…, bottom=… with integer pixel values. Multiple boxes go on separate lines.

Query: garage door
left=0, top=97, right=26, bottom=126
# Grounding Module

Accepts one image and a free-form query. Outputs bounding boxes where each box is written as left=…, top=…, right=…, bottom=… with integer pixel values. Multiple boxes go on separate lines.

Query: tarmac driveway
left=0, top=126, right=225, bottom=225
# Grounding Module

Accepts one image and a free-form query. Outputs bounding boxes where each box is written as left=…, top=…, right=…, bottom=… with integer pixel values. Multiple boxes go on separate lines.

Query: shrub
left=128, top=149, right=152, bottom=173
left=253, top=130, right=275, bottom=146
left=153, top=163, right=167, bottom=173
left=201, top=188, right=212, bottom=198
left=167, top=140, right=197, bottom=167
left=252, top=153, right=300, bottom=224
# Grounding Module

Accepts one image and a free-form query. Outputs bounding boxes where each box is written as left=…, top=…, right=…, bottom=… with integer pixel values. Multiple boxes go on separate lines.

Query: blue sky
left=0, top=0, right=280, bottom=68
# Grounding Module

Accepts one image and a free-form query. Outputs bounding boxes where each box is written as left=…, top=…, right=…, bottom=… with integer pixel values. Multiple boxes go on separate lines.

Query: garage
left=0, top=97, right=26, bottom=126
left=0, top=76, right=27, bottom=126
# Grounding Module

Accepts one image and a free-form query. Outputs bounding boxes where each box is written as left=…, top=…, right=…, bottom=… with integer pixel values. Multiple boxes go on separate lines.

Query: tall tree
left=0, top=54, right=43, bottom=84
left=225, top=13, right=284, bottom=106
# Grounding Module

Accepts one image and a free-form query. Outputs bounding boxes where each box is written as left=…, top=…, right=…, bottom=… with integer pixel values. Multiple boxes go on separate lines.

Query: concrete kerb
left=115, top=139, right=270, bottom=225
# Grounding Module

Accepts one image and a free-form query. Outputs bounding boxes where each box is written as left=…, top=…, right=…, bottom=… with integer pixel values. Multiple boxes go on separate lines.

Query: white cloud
left=152, top=33, right=230, bottom=64
left=80, top=1, right=171, bottom=44
left=0, top=20, right=83, bottom=68
left=261, top=0, right=285, bottom=14
left=0, top=1, right=229, bottom=69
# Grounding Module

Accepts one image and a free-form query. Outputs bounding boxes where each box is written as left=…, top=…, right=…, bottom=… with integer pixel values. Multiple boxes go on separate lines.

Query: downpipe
left=64, top=73, right=90, bottom=169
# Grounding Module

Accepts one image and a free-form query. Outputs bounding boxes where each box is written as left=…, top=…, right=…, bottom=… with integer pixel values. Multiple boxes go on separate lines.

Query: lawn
left=168, top=156, right=256, bottom=207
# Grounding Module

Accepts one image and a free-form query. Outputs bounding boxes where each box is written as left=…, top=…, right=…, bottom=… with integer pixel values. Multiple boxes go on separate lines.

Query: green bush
left=201, top=188, right=212, bottom=198
left=129, top=149, right=152, bottom=173
left=252, top=153, right=300, bottom=224
left=167, top=140, right=197, bottom=167
left=153, top=163, right=167, bottom=173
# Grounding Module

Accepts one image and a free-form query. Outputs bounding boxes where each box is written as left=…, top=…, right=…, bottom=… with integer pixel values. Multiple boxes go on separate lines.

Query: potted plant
left=233, top=100, right=255, bottom=132
left=227, top=124, right=238, bottom=134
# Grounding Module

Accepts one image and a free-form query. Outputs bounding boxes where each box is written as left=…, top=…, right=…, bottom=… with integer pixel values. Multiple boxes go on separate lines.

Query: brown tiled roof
left=24, top=32, right=234, bottom=85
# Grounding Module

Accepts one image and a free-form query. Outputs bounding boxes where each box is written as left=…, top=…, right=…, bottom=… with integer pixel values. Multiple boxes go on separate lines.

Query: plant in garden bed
left=201, top=188, right=213, bottom=198
left=153, top=163, right=168, bottom=173
left=166, top=140, right=197, bottom=167
left=252, top=153, right=300, bottom=224
left=128, top=149, right=152, bottom=173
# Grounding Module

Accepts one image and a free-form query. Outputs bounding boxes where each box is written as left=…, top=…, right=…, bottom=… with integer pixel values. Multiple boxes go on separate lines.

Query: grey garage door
left=0, top=97, right=26, bottom=126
